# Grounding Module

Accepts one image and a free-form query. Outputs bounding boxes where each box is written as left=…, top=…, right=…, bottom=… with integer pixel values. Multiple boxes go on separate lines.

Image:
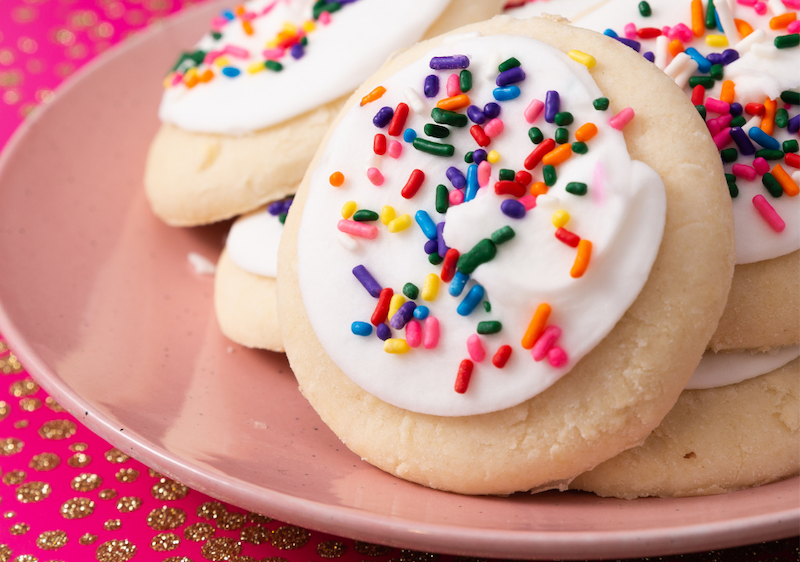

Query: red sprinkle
left=786, top=153, right=800, bottom=168
left=371, top=288, right=393, bottom=326
left=373, top=134, right=386, bottom=155
left=494, top=180, right=527, bottom=198
left=745, top=103, right=765, bottom=116
left=691, top=84, right=705, bottom=106
left=470, top=124, right=491, bottom=147
left=555, top=227, right=581, bottom=247
left=401, top=169, right=425, bottom=199
left=515, top=170, right=533, bottom=186
left=524, top=138, right=556, bottom=170
left=454, top=359, right=473, bottom=394
left=387, top=103, right=409, bottom=136
left=441, top=248, right=460, bottom=282
left=638, top=26, right=662, bottom=38
left=492, top=345, right=512, bottom=368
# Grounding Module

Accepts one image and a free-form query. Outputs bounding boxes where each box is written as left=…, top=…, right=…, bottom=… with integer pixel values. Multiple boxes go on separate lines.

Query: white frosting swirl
left=687, top=345, right=800, bottom=389
left=159, top=0, right=451, bottom=135
left=227, top=208, right=284, bottom=278
left=296, top=34, right=666, bottom=416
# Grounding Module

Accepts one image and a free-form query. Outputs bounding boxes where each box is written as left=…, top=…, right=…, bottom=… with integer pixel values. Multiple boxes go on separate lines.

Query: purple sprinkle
left=290, top=43, right=304, bottom=59
left=424, top=74, right=439, bottom=98
left=390, top=301, right=417, bottom=330
left=267, top=200, right=284, bottom=215
left=496, top=66, right=526, bottom=87
left=446, top=166, right=467, bottom=189
left=544, top=91, right=560, bottom=123
left=500, top=199, right=526, bottom=219
left=376, top=323, right=391, bottom=340
left=373, top=106, right=394, bottom=128
left=789, top=114, right=800, bottom=135
left=722, top=49, right=739, bottom=65
left=706, top=52, right=723, bottom=65
left=614, top=37, right=641, bottom=52
left=643, top=51, right=655, bottom=63
left=472, top=149, right=488, bottom=165
left=429, top=55, right=469, bottom=70
left=729, top=127, right=756, bottom=155
left=352, top=265, right=382, bottom=297
left=730, top=102, right=743, bottom=116
left=483, top=102, right=500, bottom=119
left=436, top=222, right=449, bottom=257
left=424, top=238, right=439, bottom=254
left=467, top=105, right=486, bottom=124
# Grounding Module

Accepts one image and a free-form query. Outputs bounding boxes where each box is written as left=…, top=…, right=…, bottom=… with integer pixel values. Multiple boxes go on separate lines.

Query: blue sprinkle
left=373, top=106, right=394, bottom=128
left=465, top=164, right=479, bottom=202
left=424, top=74, right=440, bottom=98
left=221, top=66, right=241, bottom=77
left=748, top=127, right=781, bottom=151
left=643, top=51, right=655, bottom=63
left=494, top=86, right=520, bottom=101
left=290, top=43, right=304, bottom=60
left=376, top=323, right=391, bottom=341
left=221, top=9, right=235, bottom=20
left=403, top=128, right=417, bottom=142
left=351, top=322, right=373, bottom=337
left=413, top=306, right=429, bottom=320
left=500, top=199, right=526, bottom=219
left=685, top=48, right=711, bottom=73
left=449, top=271, right=469, bottom=297
left=457, top=284, right=485, bottom=316
left=715, top=10, right=724, bottom=33
left=415, top=210, right=438, bottom=240
left=603, top=28, right=618, bottom=38
left=467, top=105, right=486, bottom=124
left=483, top=102, right=501, bottom=119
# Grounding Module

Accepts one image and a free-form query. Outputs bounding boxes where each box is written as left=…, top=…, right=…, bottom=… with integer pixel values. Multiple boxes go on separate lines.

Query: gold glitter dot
left=217, top=512, right=247, bottom=531
left=163, top=558, right=192, bottom=562
left=16, top=37, right=37, bottom=54
left=148, top=468, right=164, bottom=478
left=9, top=522, right=29, bottom=535
left=353, top=541, right=393, bottom=557
left=260, top=557, right=288, bottom=562
left=104, top=449, right=129, bottom=464
left=98, top=489, right=118, bottom=500
left=3, top=471, right=26, bottom=485
left=196, top=501, right=227, bottom=521
left=71, top=473, right=102, bottom=492
left=11, top=555, right=37, bottom=562
left=394, top=550, right=441, bottom=562
left=53, top=29, right=75, bottom=46
left=16, top=482, right=50, bottom=503
left=115, top=496, right=141, bottom=513
left=240, top=526, right=268, bottom=545
left=69, top=442, right=88, bottom=452
left=270, top=526, right=311, bottom=550
left=0, top=545, right=9, bottom=562
left=0, top=341, right=7, bottom=352
left=200, top=537, right=241, bottom=561
left=151, top=532, right=180, bottom=552
left=317, top=541, right=346, bottom=558
left=29, top=453, right=60, bottom=472
left=34, top=89, right=54, bottom=105
left=39, top=419, right=77, bottom=440
left=67, top=452, right=91, bottom=468
left=36, top=530, right=68, bottom=550
left=46, top=398, right=67, bottom=413
left=60, top=497, right=95, bottom=519
left=12, top=420, right=28, bottom=430
left=183, top=522, right=214, bottom=542
left=95, top=539, right=136, bottom=562
left=96, top=22, right=114, bottom=38
left=79, top=533, right=98, bottom=546
left=115, top=468, right=139, bottom=483
left=0, top=438, right=23, bottom=457
left=18, top=398, right=40, bottom=412
left=248, top=512, right=273, bottom=524
left=151, top=479, right=188, bottom=501
left=0, top=402, right=9, bottom=421
left=0, top=354, right=23, bottom=374
left=3, top=512, right=15, bottom=519
left=0, top=50, right=14, bottom=66
left=12, top=6, right=37, bottom=23
left=103, top=519, right=121, bottom=531
left=147, top=506, right=186, bottom=531
left=9, top=379, right=38, bottom=397
left=230, top=557, right=257, bottom=562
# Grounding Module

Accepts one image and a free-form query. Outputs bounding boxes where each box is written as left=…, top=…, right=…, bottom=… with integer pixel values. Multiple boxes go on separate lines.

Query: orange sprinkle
left=772, top=164, right=799, bottom=196
left=234, top=4, right=246, bottom=15
left=360, top=86, right=386, bottom=106
left=770, top=12, right=796, bottom=29
left=668, top=39, right=685, bottom=56
left=521, top=303, right=551, bottom=350
left=734, top=18, right=754, bottom=37
left=720, top=80, right=736, bottom=104
left=185, top=75, right=199, bottom=89
left=575, top=123, right=598, bottom=143
left=761, top=97, right=777, bottom=136
left=542, top=144, right=573, bottom=166
left=242, top=20, right=254, bottom=35
left=436, top=94, right=471, bottom=111
left=570, top=240, right=593, bottom=279
left=329, top=172, right=345, bottom=187
left=530, top=181, right=548, bottom=196
left=199, top=69, right=214, bottom=83
left=691, top=0, right=705, bottom=37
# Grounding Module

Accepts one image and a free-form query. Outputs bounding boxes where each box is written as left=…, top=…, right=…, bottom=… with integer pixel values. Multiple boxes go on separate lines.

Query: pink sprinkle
left=737, top=0, right=756, bottom=5
left=547, top=347, right=568, bottom=368
left=211, top=16, right=228, bottom=30
left=241, top=11, right=256, bottom=20
left=531, top=325, right=561, bottom=362
left=519, top=194, right=537, bottom=210
left=624, top=22, right=637, bottom=40
left=446, top=73, right=461, bottom=97
left=338, top=220, right=378, bottom=239
left=609, top=107, right=634, bottom=130
left=705, top=98, right=731, bottom=114
left=204, top=50, right=224, bottom=65
left=592, top=161, right=606, bottom=206
left=524, top=99, right=544, bottom=123
left=467, top=334, right=485, bottom=362
left=752, top=194, right=786, bottom=232
left=367, top=167, right=384, bottom=186
left=387, top=140, right=403, bottom=159
left=753, top=156, right=770, bottom=175
left=670, top=23, right=693, bottom=42
left=662, top=25, right=671, bottom=36
left=712, top=127, right=732, bottom=150
left=423, top=316, right=440, bottom=349
left=224, top=45, right=250, bottom=58
left=259, top=0, right=278, bottom=14
left=732, top=163, right=757, bottom=181
left=707, top=114, right=732, bottom=136
left=782, top=0, right=800, bottom=7
left=477, top=161, right=491, bottom=187
left=319, top=10, right=331, bottom=24
left=754, top=1, right=767, bottom=14
left=406, top=320, right=422, bottom=348
left=171, top=73, right=183, bottom=86
left=263, top=47, right=285, bottom=60
left=449, top=189, right=464, bottom=206
left=484, top=118, right=504, bottom=138
left=788, top=20, right=800, bottom=33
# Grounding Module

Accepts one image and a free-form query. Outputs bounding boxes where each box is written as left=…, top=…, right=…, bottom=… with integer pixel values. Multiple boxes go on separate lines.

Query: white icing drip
left=686, top=345, right=800, bottom=389
left=226, top=208, right=284, bottom=278
left=159, top=0, right=451, bottom=135
left=296, top=35, right=666, bottom=416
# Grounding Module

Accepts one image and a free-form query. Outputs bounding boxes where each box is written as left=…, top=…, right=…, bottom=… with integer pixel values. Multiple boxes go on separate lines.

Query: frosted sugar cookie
left=277, top=16, right=735, bottom=494
left=144, top=0, right=505, bottom=226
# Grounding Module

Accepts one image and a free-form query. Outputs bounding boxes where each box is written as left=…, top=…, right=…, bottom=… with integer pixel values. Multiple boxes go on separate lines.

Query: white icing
left=296, top=34, right=667, bottom=416
left=159, top=0, right=451, bottom=135
left=187, top=252, right=217, bottom=275
left=513, top=0, right=800, bottom=264
left=226, top=208, right=284, bottom=278
left=507, top=0, right=604, bottom=22
left=687, top=345, right=800, bottom=389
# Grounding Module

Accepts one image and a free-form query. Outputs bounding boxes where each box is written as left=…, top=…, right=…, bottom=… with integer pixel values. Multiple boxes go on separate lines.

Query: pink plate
left=0, top=3, right=797, bottom=559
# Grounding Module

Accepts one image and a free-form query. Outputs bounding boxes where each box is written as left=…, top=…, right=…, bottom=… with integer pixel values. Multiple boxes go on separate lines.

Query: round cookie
left=144, top=0, right=505, bottom=227
left=278, top=16, right=735, bottom=495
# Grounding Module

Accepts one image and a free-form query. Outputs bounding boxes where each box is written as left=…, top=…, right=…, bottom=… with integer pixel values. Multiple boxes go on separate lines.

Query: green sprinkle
left=413, top=138, right=455, bottom=157
left=465, top=151, right=474, bottom=163
left=211, top=31, right=222, bottom=40
left=720, top=148, right=738, bottom=163
left=460, top=69, right=472, bottom=93
left=528, top=127, right=544, bottom=144
left=403, top=283, right=419, bottom=300
left=483, top=301, right=491, bottom=313
left=477, top=321, right=502, bottom=335
left=491, top=226, right=515, bottom=245
left=775, top=34, right=800, bottom=49
left=762, top=172, right=783, bottom=197
left=696, top=105, right=707, bottom=119
left=726, top=174, right=738, bottom=198
left=593, top=97, right=609, bottom=111
left=498, top=57, right=521, bottom=72
left=554, top=112, right=574, bottom=126
left=689, top=76, right=715, bottom=88
left=313, top=1, right=341, bottom=19
left=730, top=115, right=746, bottom=128
left=428, top=252, right=443, bottom=265
left=755, top=149, right=784, bottom=160
left=783, top=139, right=799, bottom=153
left=566, top=182, right=587, bottom=196
left=279, top=213, right=287, bottom=224
left=572, top=141, right=588, bottom=154
left=499, top=169, right=515, bottom=181
left=424, top=123, right=450, bottom=139
left=705, top=0, right=717, bottom=29
left=639, top=0, right=652, bottom=17
left=775, top=108, right=789, bottom=128
left=300, top=36, right=308, bottom=46
left=781, top=90, right=800, bottom=105
left=543, top=165, right=557, bottom=187
left=709, top=64, right=724, bottom=80
left=435, top=184, right=449, bottom=214
left=457, top=239, right=497, bottom=274
left=555, top=128, right=569, bottom=144
left=187, top=50, right=206, bottom=65
left=431, top=108, right=468, bottom=127
left=265, top=60, right=283, bottom=71
left=353, top=209, right=379, bottom=222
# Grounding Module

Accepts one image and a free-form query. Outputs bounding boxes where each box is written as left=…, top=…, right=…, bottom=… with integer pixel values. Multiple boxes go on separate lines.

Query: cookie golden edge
left=277, top=16, right=736, bottom=495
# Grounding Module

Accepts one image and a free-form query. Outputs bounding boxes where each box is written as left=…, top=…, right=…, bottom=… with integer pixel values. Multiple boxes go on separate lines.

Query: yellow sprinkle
left=214, top=56, right=230, bottom=68
left=282, top=22, right=297, bottom=34
left=487, top=150, right=501, bottom=163
left=388, top=294, right=406, bottom=320
left=302, top=20, right=316, bottom=32
left=567, top=49, right=596, bottom=68
left=551, top=210, right=570, bottom=228
left=388, top=214, right=412, bottom=233
left=421, top=274, right=440, bottom=301
left=705, top=34, right=728, bottom=47
left=183, top=67, right=198, bottom=81
left=383, top=339, right=410, bottom=354
left=341, top=201, right=357, bottom=219
left=266, top=39, right=278, bottom=48
left=277, top=30, right=294, bottom=41
left=247, top=62, right=266, bottom=74
left=163, top=72, right=175, bottom=89
left=380, top=205, right=395, bottom=225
